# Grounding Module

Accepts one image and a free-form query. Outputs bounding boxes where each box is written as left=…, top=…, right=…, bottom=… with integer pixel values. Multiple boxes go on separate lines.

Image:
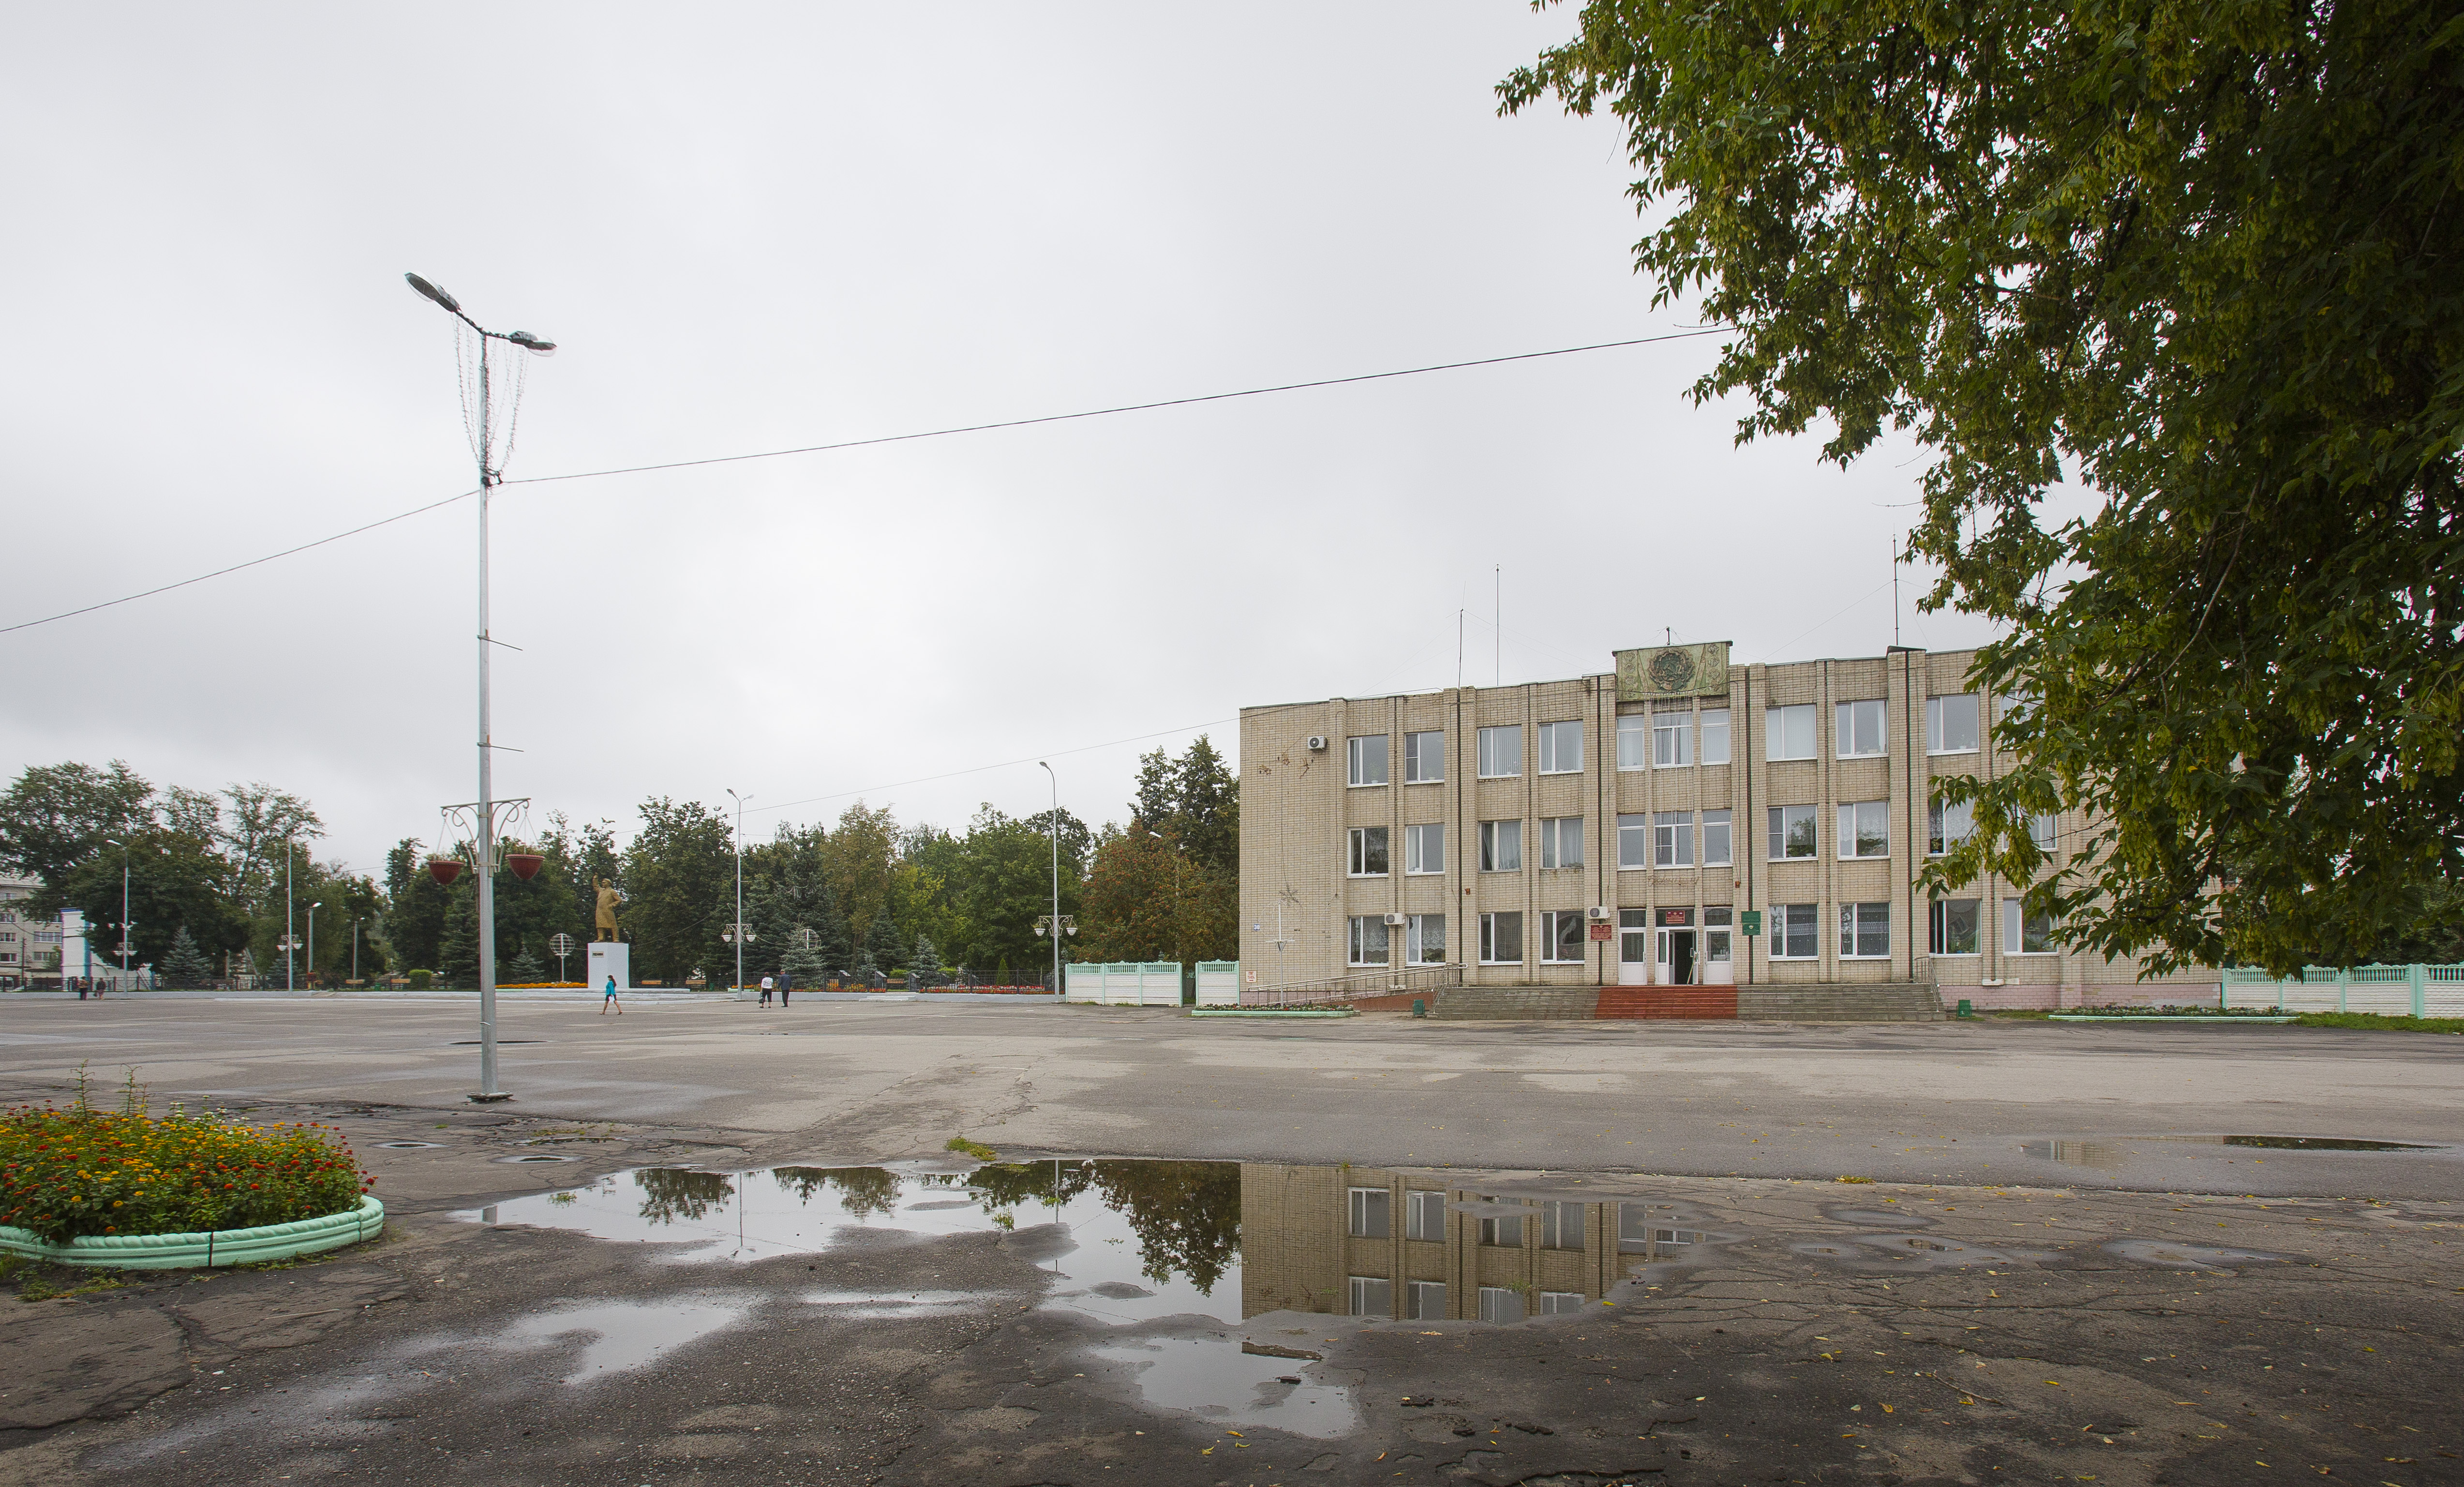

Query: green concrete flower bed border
left=2048, top=1014, right=2299, bottom=1023
left=1187, top=1007, right=1358, bottom=1019
left=0, top=1194, right=385, bottom=1269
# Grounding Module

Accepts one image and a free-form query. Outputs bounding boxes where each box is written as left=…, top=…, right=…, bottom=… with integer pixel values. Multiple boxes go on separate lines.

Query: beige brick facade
left=1238, top=643, right=2218, bottom=1010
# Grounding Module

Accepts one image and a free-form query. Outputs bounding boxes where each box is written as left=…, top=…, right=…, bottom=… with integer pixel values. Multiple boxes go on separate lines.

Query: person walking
left=759, top=973, right=774, bottom=1007
left=778, top=969, right=791, bottom=1007
left=601, top=973, right=622, bottom=1015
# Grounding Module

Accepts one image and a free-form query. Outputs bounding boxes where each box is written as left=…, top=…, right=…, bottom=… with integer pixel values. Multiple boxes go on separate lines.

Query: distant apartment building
left=0, top=877, right=67, bottom=989
left=1237, top=641, right=2217, bottom=1011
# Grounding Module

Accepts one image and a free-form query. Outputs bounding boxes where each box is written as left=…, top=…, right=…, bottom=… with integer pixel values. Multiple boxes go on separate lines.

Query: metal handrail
left=1240, top=961, right=1465, bottom=1008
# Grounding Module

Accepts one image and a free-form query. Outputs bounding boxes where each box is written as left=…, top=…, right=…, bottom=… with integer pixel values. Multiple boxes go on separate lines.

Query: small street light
left=549, top=931, right=575, bottom=983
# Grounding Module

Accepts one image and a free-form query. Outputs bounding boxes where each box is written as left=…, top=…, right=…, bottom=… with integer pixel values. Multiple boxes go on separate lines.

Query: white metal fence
left=1063, top=962, right=1183, bottom=1006
left=2220, top=963, right=2464, bottom=1018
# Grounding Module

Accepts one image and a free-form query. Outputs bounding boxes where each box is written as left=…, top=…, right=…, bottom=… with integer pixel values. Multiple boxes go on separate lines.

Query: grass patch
left=943, top=1136, right=1000, bottom=1161
left=2287, top=1011, right=2464, bottom=1035
left=1, top=1066, right=374, bottom=1244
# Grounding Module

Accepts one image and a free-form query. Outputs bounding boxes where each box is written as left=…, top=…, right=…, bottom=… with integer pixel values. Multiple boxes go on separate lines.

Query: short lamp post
left=1033, top=914, right=1076, bottom=996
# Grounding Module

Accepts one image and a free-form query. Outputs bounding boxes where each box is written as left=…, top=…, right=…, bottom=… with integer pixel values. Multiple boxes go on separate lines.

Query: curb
left=2046, top=1014, right=2300, bottom=1023
left=0, top=1195, right=385, bottom=1269
left=1189, top=1007, right=1358, bottom=1019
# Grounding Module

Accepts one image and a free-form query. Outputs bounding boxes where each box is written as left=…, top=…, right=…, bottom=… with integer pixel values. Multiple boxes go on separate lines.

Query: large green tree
left=1505, top=0, right=2464, bottom=974
left=623, top=797, right=734, bottom=985
left=0, top=761, right=156, bottom=891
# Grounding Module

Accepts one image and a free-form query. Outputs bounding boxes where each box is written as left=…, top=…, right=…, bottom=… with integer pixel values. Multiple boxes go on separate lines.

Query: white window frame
left=1477, top=725, right=1522, bottom=779
left=1403, top=729, right=1445, bottom=784
left=1538, top=720, right=1584, bottom=774
left=1928, top=797, right=1974, bottom=856
left=1347, top=915, right=1391, bottom=966
left=1835, top=698, right=1887, bottom=758
left=1349, top=1187, right=1391, bottom=1238
left=1479, top=819, right=1522, bottom=873
left=1404, top=1190, right=1447, bottom=1241
left=1702, top=809, right=1733, bottom=867
left=1479, top=911, right=1524, bottom=964
left=1929, top=898, right=1982, bottom=956
left=1771, top=902, right=1819, bottom=960
left=1537, top=1291, right=1585, bottom=1316
left=1538, top=1200, right=1585, bottom=1249
left=1477, top=1286, right=1525, bottom=1323
left=2029, top=812, right=2059, bottom=852
left=1407, top=1280, right=1448, bottom=1320
left=1767, top=804, right=1817, bottom=860
left=1839, top=901, right=1891, bottom=959
left=1349, top=1275, right=1393, bottom=1318
left=1348, top=826, right=1389, bottom=876
left=1538, top=816, right=1585, bottom=870
left=1837, top=799, right=1890, bottom=859
left=1926, top=694, right=1981, bottom=754
left=1405, top=912, right=1446, bottom=964
left=1652, top=712, right=1692, bottom=768
left=1653, top=810, right=1694, bottom=868
left=1477, top=1204, right=1523, bottom=1247
left=1615, top=813, right=1649, bottom=870
left=1700, top=708, right=1731, bottom=765
left=1615, top=712, right=1649, bottom=771
left=2002, top=899, right=2057, bottom=955
left=1766, top=704, right=1816, bottom=761
left=1403, top=823, right=1445, bottom=875
left=1540, top=909, right=1586, bottom=963
left=1347, top=733, right=1390, bottom=786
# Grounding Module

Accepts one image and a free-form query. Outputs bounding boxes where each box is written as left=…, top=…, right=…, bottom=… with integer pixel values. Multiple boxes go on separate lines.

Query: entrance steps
left=1429, top=987, right=1603, bottom=1021
left=1596, top=986, right=1739, bottom=1020
left=1737, top=982, right=1945, bottom=1022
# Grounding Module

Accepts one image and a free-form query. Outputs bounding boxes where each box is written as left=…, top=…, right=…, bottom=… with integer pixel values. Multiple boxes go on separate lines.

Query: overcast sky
left=2, top=3, right=2003, bottom=877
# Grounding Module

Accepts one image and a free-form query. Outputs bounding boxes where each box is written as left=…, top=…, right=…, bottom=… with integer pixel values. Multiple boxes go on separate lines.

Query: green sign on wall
left=1739, top=910, right=1762, bottom=937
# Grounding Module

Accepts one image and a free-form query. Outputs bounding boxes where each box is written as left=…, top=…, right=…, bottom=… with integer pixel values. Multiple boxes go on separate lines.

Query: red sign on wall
left=1587, top=922, right=1613, bottom=941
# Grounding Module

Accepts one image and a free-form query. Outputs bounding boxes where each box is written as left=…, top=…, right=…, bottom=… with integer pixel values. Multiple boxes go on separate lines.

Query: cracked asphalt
left=1, top=993, right=2459, bottom=1486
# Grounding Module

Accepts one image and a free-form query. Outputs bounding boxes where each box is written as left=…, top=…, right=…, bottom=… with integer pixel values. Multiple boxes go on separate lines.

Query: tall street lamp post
left=405, top=272, right=554, bottom=1103
left=307, top=901, right=322, bottom=989
left=285, top=838, right=296, bottom=994
left=725, top=789, right=753, bottom=993
left=1037, top=763, right=1065, bottom=994
left=102, top=838, right=133, bottom=987
left=353, top=916, right=362, bottom=984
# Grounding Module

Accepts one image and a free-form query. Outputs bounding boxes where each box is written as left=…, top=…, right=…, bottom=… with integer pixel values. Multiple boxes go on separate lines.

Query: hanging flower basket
left=505, top=851, right=545, bottom=882
left=426, top=856, right=463, bottom=886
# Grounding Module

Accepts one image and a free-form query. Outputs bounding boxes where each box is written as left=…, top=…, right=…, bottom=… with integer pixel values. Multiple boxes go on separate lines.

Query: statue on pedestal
left=594, top=878, right=624, bottom=942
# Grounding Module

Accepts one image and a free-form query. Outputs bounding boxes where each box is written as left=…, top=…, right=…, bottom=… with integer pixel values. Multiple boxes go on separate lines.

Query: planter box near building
left=1237, top=642, right=2218, bottom=1017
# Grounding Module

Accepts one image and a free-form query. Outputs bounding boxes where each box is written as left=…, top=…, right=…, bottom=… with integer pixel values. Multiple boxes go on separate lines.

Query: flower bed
left=0, top=1102, right=375, bottom=1245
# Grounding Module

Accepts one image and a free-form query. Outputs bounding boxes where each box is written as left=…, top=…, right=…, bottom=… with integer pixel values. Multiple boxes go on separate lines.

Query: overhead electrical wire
left=0, top=328, right=1726, bottom=636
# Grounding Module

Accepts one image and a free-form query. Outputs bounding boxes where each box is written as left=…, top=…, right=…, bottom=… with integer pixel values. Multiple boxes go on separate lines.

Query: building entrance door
left=1618, top=910, right=1650, bottom=985
left=1656, top=929, right=1699, bottom=986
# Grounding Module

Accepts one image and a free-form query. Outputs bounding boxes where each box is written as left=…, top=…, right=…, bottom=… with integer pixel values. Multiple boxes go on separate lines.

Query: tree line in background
left=0, top=737, right=1239, bottom=989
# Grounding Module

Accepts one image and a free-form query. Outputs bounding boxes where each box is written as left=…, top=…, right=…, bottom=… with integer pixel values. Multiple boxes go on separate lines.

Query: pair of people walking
left=757, top=974, right=793, bottom=1007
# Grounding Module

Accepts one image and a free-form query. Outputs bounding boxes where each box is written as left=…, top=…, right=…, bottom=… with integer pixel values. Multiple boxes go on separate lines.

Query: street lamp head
left=404, top=272, right=461, bottom=315
left=507, top=330, right=557, bottom=356
left=311, top=901, right=323, bottom=911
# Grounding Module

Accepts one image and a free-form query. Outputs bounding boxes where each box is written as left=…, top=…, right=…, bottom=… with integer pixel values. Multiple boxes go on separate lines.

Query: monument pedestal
left=586, top=941, right=631, bottom=991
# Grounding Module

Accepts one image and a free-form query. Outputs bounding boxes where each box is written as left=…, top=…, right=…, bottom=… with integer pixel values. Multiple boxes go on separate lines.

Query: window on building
left=1479, top=912, right=1523, bottom=964
left=1348, top=826, right=1389, bottom=876
left=1479, top=820, right=1522, bottom=872
left=1926, top=693, right=1981, bottom=753
left=1538, top=720, right=1584, bottom=774
left=1404, top=1190, right=1447, bottom=1241
left=1836, top=698, right=1887, bottom=757
left=1537, top=1291, right=1585, bottom=1316
left=1701, top=708, right=1731, bottom=765
left=1538, top=1200, right=1585, bottom=1249
left=1839, top=901, right=1891, bottom=959
left=1538, top=816, right=1584, bottom=869
left=1654, top=811, right=1694, bottom=867
left=1347, top=734, right=1390, bottom=786
left=1477, top=1202, right=1524, bottom=1247
left=2029, top=812, right=2059, bottom=852
left=1615, top=1203, right=1664, bottom=1253
left=1615, top=712, right=1648, bottom=771
left=1477, top=725, right=1521, bottom=778
left=1349, top=1276, right=1393, bottom=1317
left=1929, top=898, right=1981, bottom=955
left=1349, top=1187, right=1391, bottom=1238
left=1403, top=730, right=1445, bottom=783
left=1348, top=916, right=1391, bottom=966
left=1702, top=810, right=1732, bottom=867
left=1837, top=800, right=1890, bottom=858
left=1704, top=905, right=1732, bottom=967
left=1407, top=1280, right=1448, bottom=1320
left=2003, top=899, right=2056, bottom=955
left=1615, top=814, right=1647, bottom=870
left=1404, top=823, right=1444, bottom=875
left=1767, top=704, right=1816, bottom=761
left=1541, top=910, right=1587, bottom=963
left=1653, top=710, right=1693, bottom=767
left=1927, top=797, right=1974, bottom=856
left=1406, top=913, right=1446, bottom=964
left=1772, top=902, right=1819, bottom=959
left=1478, top=1286, right=1525, bottom=1323
left=1767, top=805, right=1818, bottom=859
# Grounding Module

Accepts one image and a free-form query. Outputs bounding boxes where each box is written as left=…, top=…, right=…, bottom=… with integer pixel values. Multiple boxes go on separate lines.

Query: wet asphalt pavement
left=1, top=996, right=2460, bottom=1485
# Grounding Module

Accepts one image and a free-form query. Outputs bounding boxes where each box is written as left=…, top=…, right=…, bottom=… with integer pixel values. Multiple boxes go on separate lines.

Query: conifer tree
left=909, top=934, right=941, bottom=989
left=160, top=926, right=213, bottom=988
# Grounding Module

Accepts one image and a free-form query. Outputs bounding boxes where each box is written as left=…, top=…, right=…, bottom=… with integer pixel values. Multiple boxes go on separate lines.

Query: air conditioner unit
left=1305, top=736, right=1328, bottom=751
left=1383, top=913, right=1408, bottom=927
left=1586, top=906, right=1613, bottom=923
